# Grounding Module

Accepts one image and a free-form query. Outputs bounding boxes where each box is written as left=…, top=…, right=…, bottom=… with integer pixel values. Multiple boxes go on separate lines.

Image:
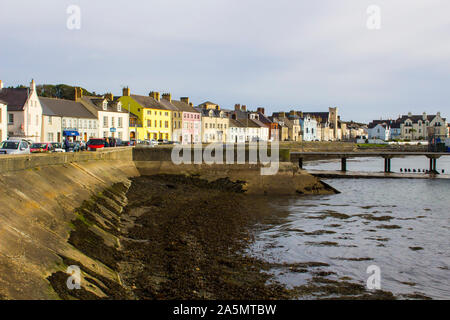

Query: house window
left=48, top=116, right=52, bottom=124
left=118, top=117, right=123, bottom=128
left=103, top=101, right=108, bottom=111
left=165, top=121, right=169, bottom=128
left=48, top=133, right=54, bottom=142
left=160, top=120, right=162, bottom=127
left=117, top=103, right=122, bottom=112
left=111, top=117, right=115, bottom=127
left=8, top=113, right=14, bottom=124
left=62, top=119, right=66, bottom=128
left=147, top=110, right=151, bottom=115
left=103, top=116, right=108, bottom=128
left=147, top=120, right=151, bottom=127
left=89, top=120, right=92, bottom=129
left=118, top=132, right=123, bottom=139
left=103, top=131, right=108, bottom=138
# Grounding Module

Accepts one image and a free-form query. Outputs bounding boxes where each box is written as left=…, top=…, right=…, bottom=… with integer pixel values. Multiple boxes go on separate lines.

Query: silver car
left=0, top=140, right=31, bottom=155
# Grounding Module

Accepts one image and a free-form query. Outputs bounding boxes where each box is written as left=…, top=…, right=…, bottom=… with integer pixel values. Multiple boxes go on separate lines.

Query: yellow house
left=119, top=88, right=174, bottom=141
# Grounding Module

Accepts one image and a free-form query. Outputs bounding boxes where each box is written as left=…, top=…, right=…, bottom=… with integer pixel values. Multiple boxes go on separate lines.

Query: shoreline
left=46, top=174, right=400, bottom=300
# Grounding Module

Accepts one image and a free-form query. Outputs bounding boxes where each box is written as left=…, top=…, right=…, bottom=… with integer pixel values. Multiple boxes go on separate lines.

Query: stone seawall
left=0, top=147, right=336, bottom=299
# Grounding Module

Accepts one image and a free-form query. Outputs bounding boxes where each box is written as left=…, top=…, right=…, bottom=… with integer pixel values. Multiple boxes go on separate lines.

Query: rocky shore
left=47, top=174, right=395, bottom=300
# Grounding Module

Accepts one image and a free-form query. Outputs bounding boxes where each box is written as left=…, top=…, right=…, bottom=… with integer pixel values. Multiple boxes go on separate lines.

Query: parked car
left=30, top=142, right=53, bottom=153
left=86, top=138, right=106, bottom=151
left=121, top=141, right=133, bottom=146
left=0, top=139, right=31, bottom=155
left=51, top=142, right=66, bottom=153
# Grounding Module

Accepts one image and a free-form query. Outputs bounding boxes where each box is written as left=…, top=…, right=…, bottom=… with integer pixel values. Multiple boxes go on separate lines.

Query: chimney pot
left=180, top=97, right=190, bottom=105
left=74, top=87, right=83, bottom=101
left=105, top=93, right=114, bottom=101
left=242, top=105, right=247, bottom=111
left=162, top=93, right=172, bottom=102
left=30, top=79, right=36, bottom=92
left=0, top=80, right=3, bottom=90
left=235, top=104, right=241, bottom=111
left=123, top=87, right=130, bottom=97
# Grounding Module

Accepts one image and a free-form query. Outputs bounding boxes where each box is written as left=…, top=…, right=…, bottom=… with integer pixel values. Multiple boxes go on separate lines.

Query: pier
left=291, top=152, right=449, bottom=174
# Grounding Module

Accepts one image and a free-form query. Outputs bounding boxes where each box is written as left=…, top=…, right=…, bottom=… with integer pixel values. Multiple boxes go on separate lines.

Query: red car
left=86, top=139, right=107, bottom=151
left=30, top=142, right=53, bottom=153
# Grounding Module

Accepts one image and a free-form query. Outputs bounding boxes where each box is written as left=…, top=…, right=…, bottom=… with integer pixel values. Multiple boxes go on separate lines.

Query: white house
left=0, top=79, right=43, bottom=142
left=0, top=97, right=7, bottom=141
left=39, top=97, right=98, bottom=142
left=300, top=115, right=318, bottom=141
left=79, top=91, right=130, bottom=141
left=228, top=119, right=246, bottom=143
left=368, top=122, right=391, bottom=140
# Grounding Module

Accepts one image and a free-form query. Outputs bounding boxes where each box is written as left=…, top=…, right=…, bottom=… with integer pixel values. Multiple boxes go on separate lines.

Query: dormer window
left=117, top=102, right=122, bottom=112
left=103, top=101, right=108, bottom=111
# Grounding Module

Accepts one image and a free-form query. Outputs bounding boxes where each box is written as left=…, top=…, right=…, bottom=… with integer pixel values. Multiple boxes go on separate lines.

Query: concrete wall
left=0, top=149, right=138, bottom=299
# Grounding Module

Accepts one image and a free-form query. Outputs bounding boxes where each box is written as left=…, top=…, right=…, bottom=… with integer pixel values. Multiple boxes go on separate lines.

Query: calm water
left=249, top=158, right=450, bottom=299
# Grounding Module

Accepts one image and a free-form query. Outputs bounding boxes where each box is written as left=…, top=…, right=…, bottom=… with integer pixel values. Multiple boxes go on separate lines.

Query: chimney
left=189, top=102, right=193, bottom=107
left=437, top=111, right=441, bottom=117
left=257, top=107, right=265, bottom=115
left=235, top=104, right=241, bottom=111
left=408, top=112, right=412, bottom=117
left=289, top=110, right=295, bottom=116
left=162, top=93, right=172, bottom=102
left=149, top=91, right=160, bottom=101
left=105, top=93, right=114, bottom=101
left=0, top=80, right=3, bottom=90
left=30, top=79, right=36, bottom=92
left=74, top=87, right=83, bottom=101
left=241, top=105, right=247, bottom=111
left=422, top=112, right=427, bottom=120
left=123, top=87, right=130, bottom=97
left=180, top=97, right=190, bottom=105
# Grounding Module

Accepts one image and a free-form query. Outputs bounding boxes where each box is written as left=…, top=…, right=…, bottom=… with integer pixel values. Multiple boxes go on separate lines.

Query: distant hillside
left=37, top=84, right=102, bottom=100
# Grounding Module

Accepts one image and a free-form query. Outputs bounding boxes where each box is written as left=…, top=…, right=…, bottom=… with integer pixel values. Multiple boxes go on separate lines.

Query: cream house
left=41, top=101, right=62, bottom=142
left=196, top=102, right=229, bottom=143
left=399, top=112, right=447, bottom=140
left=0, top=79, right=43, bottom=142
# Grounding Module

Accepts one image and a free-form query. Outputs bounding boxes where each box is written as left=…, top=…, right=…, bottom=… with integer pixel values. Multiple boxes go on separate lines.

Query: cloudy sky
left=1, top=0, right=449, bottom=122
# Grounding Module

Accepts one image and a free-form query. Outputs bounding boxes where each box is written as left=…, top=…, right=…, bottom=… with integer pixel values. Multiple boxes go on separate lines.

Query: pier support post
left=341, top=158, right=347, bottom=172
left=298, top=157, right=303, bottom=169
left=383, top=157, right=392, bottom=173
left=427, top=156, right=440, bottom=174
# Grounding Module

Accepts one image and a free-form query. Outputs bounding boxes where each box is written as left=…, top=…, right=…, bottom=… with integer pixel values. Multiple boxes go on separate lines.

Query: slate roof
left=303, top=112, right=330, bottom=124
left=170, top=100, right=200, bottom=113
left=81, top=96, right=129, bottom=114
left=195, top=107, right=224, bottom=117
left=398, top=114, right=446, bottom=123
left=39, top=97, right=97, bottom=119
left=131, top=94, right=172, bottom=110
left=0, top=88, right=29, bottom=111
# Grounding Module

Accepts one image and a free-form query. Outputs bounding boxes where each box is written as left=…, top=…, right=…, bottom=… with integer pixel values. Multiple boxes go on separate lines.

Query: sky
left=1, top=0, right=449, bottom=122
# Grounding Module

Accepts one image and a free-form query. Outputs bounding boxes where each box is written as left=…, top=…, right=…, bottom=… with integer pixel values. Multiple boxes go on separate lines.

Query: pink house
left=171, top=97, right=201, bottom=144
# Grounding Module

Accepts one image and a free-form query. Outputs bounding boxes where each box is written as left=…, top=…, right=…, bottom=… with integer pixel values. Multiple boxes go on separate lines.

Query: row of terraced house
left=367, top=112, right=449, bottom=141
left=0, top=79, right=366, bottom=144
